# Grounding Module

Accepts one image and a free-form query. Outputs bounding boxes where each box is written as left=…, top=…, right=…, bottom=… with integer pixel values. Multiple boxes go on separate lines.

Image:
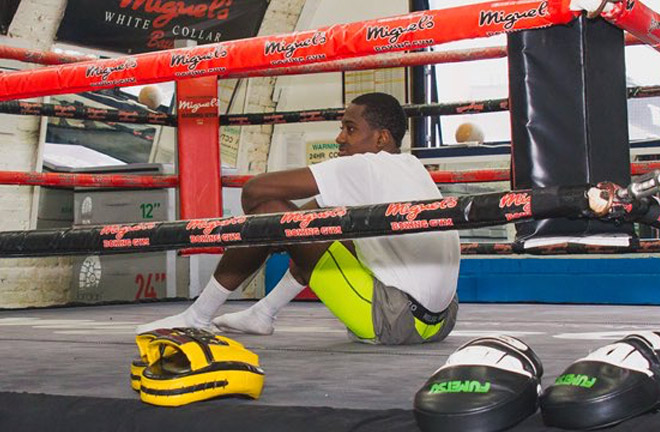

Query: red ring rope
left=601, top=0, right=660, bottom=52
left=0, top=1, right=575, bottom=101
left=0, top=31, right=642, bottom=67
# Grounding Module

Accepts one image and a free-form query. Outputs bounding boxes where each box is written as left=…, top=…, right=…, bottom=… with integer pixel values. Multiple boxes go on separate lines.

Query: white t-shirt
left=309, top=151, right=460, bottom=312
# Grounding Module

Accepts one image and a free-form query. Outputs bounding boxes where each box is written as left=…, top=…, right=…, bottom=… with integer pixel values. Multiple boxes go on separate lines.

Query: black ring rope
left=0, top=85, right=656, bottom=127
left=0, top=186, right=589, bottom=258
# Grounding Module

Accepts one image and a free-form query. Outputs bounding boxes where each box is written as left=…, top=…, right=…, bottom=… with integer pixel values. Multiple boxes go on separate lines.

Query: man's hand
left=587, top=182, right=650, bottom=222
left=587, top=186, right=612, bottom=217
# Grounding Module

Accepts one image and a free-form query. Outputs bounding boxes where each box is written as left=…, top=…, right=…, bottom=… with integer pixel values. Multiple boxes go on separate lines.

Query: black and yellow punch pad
left=130, top=329, right=175, bottom=391
left=137, top=328, right=264, bottom=407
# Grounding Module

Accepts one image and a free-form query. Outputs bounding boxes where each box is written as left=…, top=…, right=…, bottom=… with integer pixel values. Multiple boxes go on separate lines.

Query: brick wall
left=0, top=0, right=72, bottom=308
left=236, top=0, right=307, bottom=175
left=0, top=257, right=73, bottom=308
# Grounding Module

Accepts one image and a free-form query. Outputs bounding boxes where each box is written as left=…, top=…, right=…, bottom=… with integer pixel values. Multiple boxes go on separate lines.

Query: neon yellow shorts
left=308, top=242, right=455, bottom=344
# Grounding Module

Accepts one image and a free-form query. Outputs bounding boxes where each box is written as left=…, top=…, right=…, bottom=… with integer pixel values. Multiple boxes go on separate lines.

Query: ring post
left=175, top=39, right=222, bottom=299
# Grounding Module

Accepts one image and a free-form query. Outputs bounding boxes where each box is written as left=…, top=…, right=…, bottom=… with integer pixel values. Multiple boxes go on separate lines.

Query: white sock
left=254, top=269, right=306, bottom=318
left=136, top=277, right=231, bottom=334
left=213, top=269, right=305, bottom=335
left=187, top=276, right=232, bottom=324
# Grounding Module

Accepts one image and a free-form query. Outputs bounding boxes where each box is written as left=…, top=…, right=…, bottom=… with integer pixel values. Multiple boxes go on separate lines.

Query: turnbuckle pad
left=133, top=327, right=264, bottom=407
left=541, top=331, right=660, bottom=430
left=414, top=335, right=543, bottom=432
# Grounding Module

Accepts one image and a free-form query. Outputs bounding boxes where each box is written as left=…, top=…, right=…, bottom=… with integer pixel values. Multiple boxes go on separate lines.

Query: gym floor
left=1, top=301, right=659, bottom=431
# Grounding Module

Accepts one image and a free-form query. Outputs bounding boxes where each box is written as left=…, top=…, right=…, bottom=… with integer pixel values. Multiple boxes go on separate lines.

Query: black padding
left=414, top=336, right=543, bottom=432
left=541, top=334, right=660, bottom=430
left=508, top=15, right=631, bottom=241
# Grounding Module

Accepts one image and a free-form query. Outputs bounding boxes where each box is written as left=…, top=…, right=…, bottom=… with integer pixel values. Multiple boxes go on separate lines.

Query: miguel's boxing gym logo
left=86, top=108, right=110, bottom=121
left=119, top=0, right=234, bottom=28
left=178, top=97, right=218, bottom=114
left=386, top=199, right=457, bottom=232
left=170, top=47, right=228, bottom=71
left=499, top=192, right=532, bottom=221
left=186, top=217, right=246, bottom=244
left=649, top=18, right=660, bottom=45
left=280, top=208, right=347, bottom=229
left=649, top=18, right=660, bottom=37
left=53, top=105, right=77, bottom=118
left=456, top=102, right=486, bottom=114
left=280, top=208, right=346, bottom=238
left=478, top=1, right=548, bottom=31
left=264, top=32, right=327, bottom=59
left=186, top=217, right=247, bottom=235
left=23, top=51, right=43, bottom=63
left=499, top=192, right=530, bottom=209
left=147, top=112, right=171, bottom=124
left=118, top=110, right=139, bottom=122
left=367, top=15, right=435, bottom=44
left=19, top=102, right=41, bottom=116
left=100, top=222, right=156, bottom=248
left=86, top=58, right=138, bottom=81
left=366, top=15, right=435, bottom=44
left=385, top=198, right=458, bottom=222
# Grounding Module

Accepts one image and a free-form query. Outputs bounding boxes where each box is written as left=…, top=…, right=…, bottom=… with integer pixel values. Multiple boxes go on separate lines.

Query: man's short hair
left=351, top=92, right=407, bottom=147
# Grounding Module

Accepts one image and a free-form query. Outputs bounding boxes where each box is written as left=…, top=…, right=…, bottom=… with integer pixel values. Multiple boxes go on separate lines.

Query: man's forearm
left=240, top=168, right=320, bottom=214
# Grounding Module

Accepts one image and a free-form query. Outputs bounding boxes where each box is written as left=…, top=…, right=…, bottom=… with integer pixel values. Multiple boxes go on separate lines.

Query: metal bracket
left=618, top=170, right=660, bottom=200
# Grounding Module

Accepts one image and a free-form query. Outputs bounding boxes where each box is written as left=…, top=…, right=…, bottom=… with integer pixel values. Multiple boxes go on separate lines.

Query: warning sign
left=306, top=142, right=339, bottom=165
left=220, top=125, right=240, bottom=168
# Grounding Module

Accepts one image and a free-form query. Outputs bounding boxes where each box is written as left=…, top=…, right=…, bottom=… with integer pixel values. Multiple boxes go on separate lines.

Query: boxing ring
left=2, top=0, right=660, bottom=431
left=2, top=302, right=660, bottom=432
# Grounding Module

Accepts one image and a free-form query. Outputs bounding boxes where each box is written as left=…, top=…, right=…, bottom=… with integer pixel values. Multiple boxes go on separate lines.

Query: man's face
left=335, top=103, right=381, bottom=157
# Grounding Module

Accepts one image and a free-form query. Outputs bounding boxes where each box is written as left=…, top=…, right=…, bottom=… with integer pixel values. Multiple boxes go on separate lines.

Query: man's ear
left=378, top=129, right=393, bottom=149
